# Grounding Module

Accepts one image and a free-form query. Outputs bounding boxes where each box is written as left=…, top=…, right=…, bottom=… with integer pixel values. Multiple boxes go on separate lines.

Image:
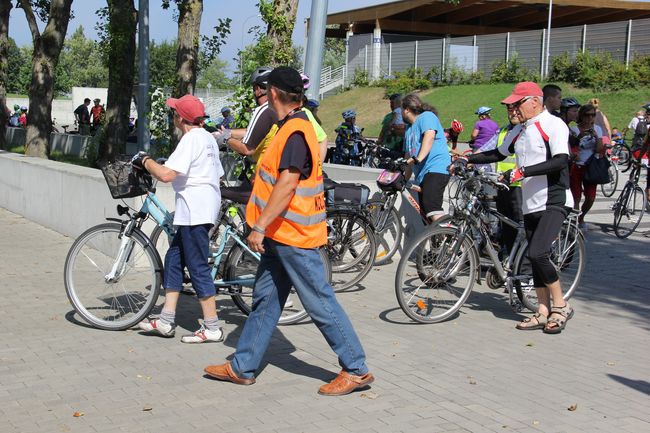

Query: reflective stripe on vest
left=250, top=194, right=326, bottom=226
left=257, top=168, right=325, bottom=197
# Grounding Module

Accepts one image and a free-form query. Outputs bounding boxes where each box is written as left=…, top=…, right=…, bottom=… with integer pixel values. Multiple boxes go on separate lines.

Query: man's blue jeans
left=231, top=238, right=369, bottom=379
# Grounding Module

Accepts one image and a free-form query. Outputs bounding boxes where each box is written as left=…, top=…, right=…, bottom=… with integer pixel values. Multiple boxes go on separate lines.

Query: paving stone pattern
left=1, top=186, right=649, bottom=433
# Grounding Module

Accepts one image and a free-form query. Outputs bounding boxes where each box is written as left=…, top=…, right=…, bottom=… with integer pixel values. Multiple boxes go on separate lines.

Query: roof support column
left=304, top=0, right=328, bottom=100
left=372, top=19, right=382, bottom=81
left=625, top=19, right=632, bottom=69
left=344, top=26, right=353, bottom=87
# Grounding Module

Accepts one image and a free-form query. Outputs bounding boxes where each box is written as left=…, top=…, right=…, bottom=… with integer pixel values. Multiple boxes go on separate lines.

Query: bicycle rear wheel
left=326, top=209, right=377, bottom=290
left=226, top=245, right=331, bottom=325
left=613, top=184, right=646, bottom=238
left=64, top=223, right=162, bottom=330
left=395, top=226, right=477, bottom=323
left=367, top=201, right=402, bottom=265
left=513, top=221, right=585, bottom=312
left=600, top=164, right=618, bottom=197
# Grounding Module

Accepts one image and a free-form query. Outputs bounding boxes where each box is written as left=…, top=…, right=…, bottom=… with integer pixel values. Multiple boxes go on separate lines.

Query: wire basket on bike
left=100, top=156, right=152, bottom=199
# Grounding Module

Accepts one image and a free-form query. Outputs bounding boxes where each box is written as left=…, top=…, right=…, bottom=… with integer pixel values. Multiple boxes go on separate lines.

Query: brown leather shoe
left=204, top=362, right=256, bottom=385
left=318, top=371, right=374, bottom=396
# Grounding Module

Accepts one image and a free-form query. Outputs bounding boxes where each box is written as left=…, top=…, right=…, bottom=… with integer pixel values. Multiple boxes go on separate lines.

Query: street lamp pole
left=239, top=14, right=261, bottom=86
left=545, top=0, right=553, bottom=79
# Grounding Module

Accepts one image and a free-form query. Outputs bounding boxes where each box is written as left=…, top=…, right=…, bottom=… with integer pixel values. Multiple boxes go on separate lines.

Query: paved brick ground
left=1, top=182, right=649, bottom=433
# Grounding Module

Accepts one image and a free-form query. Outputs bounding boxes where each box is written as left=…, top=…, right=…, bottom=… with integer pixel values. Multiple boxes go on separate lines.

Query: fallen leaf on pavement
left=360, top=392, right=379, bottom=400
left=72, top=412, right=84, bottom=418
left=467, top=376, right=477, bottom=385
left=526, top=342, right=534, bottom=347
left=568, top=404, right=578, bottom=411
left=142, top=406, right=153, bottom=411
left=532, top=420, right=540, bottom=426
left=606, top=361, right=615, bottom=366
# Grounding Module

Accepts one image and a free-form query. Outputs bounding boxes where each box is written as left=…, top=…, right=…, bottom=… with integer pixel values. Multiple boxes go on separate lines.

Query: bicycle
left=612, top=159, right=648, bottom=238
left=64, top=157, right=324, bottom=330
left=600, top=145, right=620, bottom=197
left=394, top=167, right=585, bottom=324
left=323, top=179, right=378, bottom=290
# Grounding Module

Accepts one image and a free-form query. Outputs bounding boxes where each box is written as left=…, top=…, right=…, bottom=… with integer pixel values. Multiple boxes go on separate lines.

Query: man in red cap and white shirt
left=451, top=81, right=575, bottom=335
left=133, top=94, right=225, bottom=343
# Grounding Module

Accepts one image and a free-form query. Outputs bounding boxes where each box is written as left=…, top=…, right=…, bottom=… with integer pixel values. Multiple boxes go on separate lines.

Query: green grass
left=7, top=146, right=89, bottom=167
left=319, top=83, right=650, bottom=142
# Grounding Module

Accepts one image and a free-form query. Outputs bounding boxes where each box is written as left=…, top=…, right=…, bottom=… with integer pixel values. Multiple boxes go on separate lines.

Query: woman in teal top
left=402, top=94, right=451, bottom=221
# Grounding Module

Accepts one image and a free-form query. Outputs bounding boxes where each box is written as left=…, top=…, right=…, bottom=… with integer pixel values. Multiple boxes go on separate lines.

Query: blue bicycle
left=64, top=157, right=326, bottom=330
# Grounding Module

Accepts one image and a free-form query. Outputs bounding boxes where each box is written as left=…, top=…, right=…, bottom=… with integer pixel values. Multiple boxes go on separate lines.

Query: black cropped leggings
left=523, top=207, right=567, bottom=287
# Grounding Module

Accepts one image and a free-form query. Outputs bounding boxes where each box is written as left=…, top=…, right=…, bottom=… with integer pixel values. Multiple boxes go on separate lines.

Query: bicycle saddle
left=221, top=185, right=252, bottom=204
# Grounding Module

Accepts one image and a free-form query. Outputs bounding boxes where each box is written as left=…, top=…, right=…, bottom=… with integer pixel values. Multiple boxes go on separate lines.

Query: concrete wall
left=5, top=127, right=93, bottom=157
left=0, top=152, right=434, bottom=253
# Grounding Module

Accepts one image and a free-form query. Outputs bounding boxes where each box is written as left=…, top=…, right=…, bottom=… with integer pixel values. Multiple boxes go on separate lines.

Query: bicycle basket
left=376, top=169, right=405, bottom=192
left=100, top=156, right=152, bottom=199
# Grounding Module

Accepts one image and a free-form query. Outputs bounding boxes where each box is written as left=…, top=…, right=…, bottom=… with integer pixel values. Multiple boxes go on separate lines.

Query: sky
left=8, top=0, right=394, bottom=75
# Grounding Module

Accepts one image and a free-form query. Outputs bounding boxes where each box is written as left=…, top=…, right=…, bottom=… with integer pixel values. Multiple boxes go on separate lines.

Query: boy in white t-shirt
left=135, top=95, right=225, bottom=343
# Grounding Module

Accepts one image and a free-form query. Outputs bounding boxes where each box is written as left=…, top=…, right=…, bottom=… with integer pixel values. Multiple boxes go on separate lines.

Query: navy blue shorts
left=163, top=224, right=215, bottom=298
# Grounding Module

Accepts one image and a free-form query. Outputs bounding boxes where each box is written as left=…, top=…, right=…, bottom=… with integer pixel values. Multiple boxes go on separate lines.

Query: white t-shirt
left=165, top=127, right=224, bottom=226
left=570, top=124, right=602, bottom=165
left=628, top=116, right=641, bottom=131
left=498, top=110, right=573, bottom=215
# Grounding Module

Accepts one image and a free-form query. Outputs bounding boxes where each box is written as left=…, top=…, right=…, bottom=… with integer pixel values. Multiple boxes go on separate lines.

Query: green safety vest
left=495, top=126, right=521, bottom=187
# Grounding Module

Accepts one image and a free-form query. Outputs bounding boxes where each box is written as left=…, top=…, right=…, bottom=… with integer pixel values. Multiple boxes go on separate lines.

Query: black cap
left=267, top=66, right=304, bottom=95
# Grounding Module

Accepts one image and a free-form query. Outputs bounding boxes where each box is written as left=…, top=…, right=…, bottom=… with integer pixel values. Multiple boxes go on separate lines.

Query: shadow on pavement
left=608, top=374, right=650, bottom=396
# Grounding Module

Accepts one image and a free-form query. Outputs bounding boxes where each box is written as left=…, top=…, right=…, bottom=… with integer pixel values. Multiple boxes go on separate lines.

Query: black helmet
left=250, top=66, right=273, bottom=87
left=561, top=97, right=580, bottom=109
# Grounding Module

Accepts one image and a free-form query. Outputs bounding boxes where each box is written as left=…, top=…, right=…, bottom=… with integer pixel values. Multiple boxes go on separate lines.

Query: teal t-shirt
left=404, top=111, right=450, bottom=184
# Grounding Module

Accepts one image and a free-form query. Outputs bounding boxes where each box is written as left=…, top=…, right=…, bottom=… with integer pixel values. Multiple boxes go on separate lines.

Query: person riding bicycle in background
left=334, top=109, right=362, bottom=163
left=135, top=94, right=225, bottom=344
left=623, top=109, right=645, bottom=140
left=570, top=103, right=604, bottom=233
left=445, top=119, right=464, bottom=152
left=469, top=106, right=499, bottom=152
left=402, top=93, right=450, bottom=222
left=218, top=107, right=235, bottom=129
left=18, top=106, right=28, bottom=127
left=9, top=104, right=21, bottom=127
left=377, top=93, right=406, bottom=159
left=631, top=104, right=650, bottom=152
left=451, top=81, right=575, bottom=334
left=300, top=73, right=329, bottom=163
left=542, top=84, right=562, bottom=117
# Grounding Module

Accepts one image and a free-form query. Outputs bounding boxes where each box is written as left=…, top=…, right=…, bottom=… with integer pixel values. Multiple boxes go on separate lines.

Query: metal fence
left=346, top=18, right=650, bottom=83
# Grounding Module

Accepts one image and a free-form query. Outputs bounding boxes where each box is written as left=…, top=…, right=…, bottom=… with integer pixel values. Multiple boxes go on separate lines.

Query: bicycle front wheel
left=513, top=221, right=586, bottom=312
left=613, top=184, right=646, bottom=238
left=64, top=223, right=162, bottom=330
left=600, top=164, right=618, bottom=197
left=395, top=226, right=477, bottom=323
left=326, top=209, right=377, bottom=290
left=367, top=201, right=402, bottom=265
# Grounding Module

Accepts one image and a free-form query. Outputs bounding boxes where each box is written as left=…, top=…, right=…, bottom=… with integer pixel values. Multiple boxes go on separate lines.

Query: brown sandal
left=516, top=313, right=547, bottom=331
left=543, top=303, right=574, bottom=334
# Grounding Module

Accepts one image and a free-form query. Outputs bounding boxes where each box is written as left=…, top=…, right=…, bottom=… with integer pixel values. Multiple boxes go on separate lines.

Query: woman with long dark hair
left=401, top=94, right=450, bottom=221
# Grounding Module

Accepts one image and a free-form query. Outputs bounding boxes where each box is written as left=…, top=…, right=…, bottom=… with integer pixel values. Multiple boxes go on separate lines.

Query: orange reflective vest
left=246, top=117, right=327, bottom=248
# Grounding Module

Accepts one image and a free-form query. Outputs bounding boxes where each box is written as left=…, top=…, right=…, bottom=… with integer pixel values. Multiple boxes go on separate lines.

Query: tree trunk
left=0, top=1, right=12, bottom=151
left=174, top=0, right=202, bottom=97
left=21, top=0, right=73, bottom=158
left=266, top=0, right=298, bottom=66
left=100, top=0, right=137, bottom=164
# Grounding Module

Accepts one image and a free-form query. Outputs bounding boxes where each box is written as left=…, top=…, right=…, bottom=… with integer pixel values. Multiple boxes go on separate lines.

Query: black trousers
left=523, top=207, right=568, bottom=288
left=495, top=186, right=523, bottom=254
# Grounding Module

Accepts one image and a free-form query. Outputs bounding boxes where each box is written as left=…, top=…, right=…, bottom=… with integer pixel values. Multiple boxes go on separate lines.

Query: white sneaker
left=181, top=325, right=224, bottom=344
left=284, top=296, right=294, bottom=309
left=138, top=318, right=175, bottom=337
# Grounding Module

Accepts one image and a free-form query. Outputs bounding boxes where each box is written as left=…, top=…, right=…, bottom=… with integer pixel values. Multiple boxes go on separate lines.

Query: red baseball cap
left=501, top=81, right=543, bottom=104
left=166, top=94, right=206, bottom=124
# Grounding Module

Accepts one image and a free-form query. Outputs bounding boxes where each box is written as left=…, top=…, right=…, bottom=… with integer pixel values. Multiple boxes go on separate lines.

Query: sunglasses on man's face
left=512, top=97, right=533, bottom=108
